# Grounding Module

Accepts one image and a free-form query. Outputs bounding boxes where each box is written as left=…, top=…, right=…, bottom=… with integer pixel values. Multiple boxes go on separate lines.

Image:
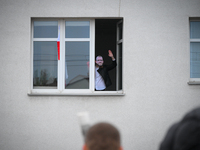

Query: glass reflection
left=190, top=21, right=200, bottom=39
left=118, top=23, right=123, bottom=40
left=65, top=41, right=89, bottom=89
left=118, top=43, right=122, bottom=90
left=65, top=21, right=90, bottom=38
left=190, top=42, right=200, bottom=78
left=34, top=21, right=58, bottom=38
left=33, top=42, right=57, bottom=89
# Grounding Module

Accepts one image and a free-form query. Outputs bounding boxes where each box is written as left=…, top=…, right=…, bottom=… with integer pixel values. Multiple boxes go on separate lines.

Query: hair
left=96, top=56, right=103, bottom=60
left=85, top=122, right=121, bottom=150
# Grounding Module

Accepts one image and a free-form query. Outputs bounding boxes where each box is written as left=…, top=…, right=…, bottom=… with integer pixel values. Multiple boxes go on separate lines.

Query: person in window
left=83, top=122, right=123, bottom=150
left=95, top=50, right=117, bottom=91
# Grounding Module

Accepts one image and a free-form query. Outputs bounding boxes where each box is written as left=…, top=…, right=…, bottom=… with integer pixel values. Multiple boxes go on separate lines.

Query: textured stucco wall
left=0, top=0, right=200, bottom=150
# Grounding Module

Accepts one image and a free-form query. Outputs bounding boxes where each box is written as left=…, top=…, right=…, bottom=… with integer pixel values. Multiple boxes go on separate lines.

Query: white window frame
left=29, top=18, right=124, bottom=95
left=188, top=18, right=200, bottom=85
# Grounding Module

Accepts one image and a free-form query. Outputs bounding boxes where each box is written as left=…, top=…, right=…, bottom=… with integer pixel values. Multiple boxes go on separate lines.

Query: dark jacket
left=159, top=107, right=200, bottom=150
left=97, top=60, right=117, bottom=88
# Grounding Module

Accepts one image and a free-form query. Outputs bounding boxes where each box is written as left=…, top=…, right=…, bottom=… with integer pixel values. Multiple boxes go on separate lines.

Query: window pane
left=190, top=42, right=200, bottom=78
left=65, top=21, right=90, bottom=38
left=190, top=21, right=200, bottom=39
left=118, top=43, right=122, bottom=90
left=33, top=42, right=57, bottom=88
left=65, top=41, right=89, bottom=89
left=118, top=23, right=123, bottom=40
left=34, top=21, right=58, bottom=38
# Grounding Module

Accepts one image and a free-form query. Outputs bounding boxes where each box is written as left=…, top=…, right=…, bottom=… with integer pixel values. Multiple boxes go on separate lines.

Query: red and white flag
left=57, top=26, right=60, bottom=60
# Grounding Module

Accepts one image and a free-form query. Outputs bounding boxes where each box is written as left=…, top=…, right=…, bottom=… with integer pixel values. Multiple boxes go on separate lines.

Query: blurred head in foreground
left=159, top=107, right=200, bottom=150
left=83, top=122, right=123, bottom=150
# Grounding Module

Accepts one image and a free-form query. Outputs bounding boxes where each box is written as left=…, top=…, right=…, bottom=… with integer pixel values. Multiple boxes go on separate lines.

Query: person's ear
left=83, top=144, right=88, bottom=150
left=119, top=146, right=123, bottom=150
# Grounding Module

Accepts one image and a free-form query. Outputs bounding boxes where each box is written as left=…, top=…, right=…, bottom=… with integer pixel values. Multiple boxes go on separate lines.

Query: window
left=30, top=18, right=124, bottom=95
left=189, top=18, right=200, bottom=84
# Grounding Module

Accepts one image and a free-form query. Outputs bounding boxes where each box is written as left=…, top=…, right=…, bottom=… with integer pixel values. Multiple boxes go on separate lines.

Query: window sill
left=188, top=81, right=200, bottom=85
left=28, top=90, right=125, bottom=96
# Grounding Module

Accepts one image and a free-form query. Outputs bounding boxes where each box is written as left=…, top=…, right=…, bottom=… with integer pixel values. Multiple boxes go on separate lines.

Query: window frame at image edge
left=188, top=18, right=200, bottom=85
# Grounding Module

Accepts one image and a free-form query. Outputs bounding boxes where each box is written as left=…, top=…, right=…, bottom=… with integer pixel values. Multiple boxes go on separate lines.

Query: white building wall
left=0, top=0, right=200, bottom=150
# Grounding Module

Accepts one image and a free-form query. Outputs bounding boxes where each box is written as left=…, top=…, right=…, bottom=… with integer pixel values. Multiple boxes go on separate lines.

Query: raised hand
left=108, top=50, right=113, bottom=57
left=108, top=50, right=115, bottom=60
